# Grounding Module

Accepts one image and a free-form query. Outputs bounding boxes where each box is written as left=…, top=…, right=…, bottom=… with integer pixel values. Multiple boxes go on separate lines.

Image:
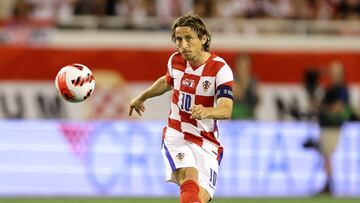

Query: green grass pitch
left=0, top=196, right=359, bottom=203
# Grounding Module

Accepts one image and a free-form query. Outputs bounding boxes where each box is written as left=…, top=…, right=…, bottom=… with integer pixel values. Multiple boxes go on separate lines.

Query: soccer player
left=129, top=14, right=233, bottom=203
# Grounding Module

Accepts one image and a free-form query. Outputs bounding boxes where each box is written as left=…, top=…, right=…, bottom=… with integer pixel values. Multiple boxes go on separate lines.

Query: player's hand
left=129, top=96, right=146, bottom=116
left=190, top=104, right=208, bottom=120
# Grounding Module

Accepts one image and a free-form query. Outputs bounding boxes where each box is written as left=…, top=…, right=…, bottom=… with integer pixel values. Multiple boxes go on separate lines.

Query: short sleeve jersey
left=165, top=52, right=233, bottom=149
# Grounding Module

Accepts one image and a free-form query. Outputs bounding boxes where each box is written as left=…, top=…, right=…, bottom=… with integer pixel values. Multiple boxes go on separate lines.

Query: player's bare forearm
left=129, top=75, right=172, bottom=116
left=139, top=75, right=172, bottom=101
left=190, top=98, right=233, bottom=120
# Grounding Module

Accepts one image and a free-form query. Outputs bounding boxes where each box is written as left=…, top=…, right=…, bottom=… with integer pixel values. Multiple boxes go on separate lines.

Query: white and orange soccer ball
left=55, top=63, right=95, bottom=103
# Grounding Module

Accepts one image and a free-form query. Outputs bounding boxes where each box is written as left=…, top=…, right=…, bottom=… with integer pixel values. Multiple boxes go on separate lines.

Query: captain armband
left=216, top=85, right=233, bottom=100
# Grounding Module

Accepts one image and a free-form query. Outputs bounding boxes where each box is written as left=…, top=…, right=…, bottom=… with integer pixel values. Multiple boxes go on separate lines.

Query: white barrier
left=50, top=30, right=360, bottom=51
left=0, top=120, right=359, bottom=197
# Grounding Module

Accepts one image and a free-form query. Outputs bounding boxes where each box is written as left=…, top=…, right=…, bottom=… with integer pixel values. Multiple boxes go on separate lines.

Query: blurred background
left=0, top=0, right=360, bottom=202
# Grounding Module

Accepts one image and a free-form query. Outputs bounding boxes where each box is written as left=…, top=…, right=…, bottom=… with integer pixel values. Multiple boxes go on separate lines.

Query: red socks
left=180, top=180, right=201, bottom=203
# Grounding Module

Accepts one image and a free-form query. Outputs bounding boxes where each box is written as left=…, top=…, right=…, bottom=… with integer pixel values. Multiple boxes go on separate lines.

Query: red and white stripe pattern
left=164, top=52, right=233, bottom=162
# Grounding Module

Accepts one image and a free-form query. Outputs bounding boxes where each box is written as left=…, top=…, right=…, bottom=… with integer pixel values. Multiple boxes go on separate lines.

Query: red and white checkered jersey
left=164, top=52, right=233, bottom=160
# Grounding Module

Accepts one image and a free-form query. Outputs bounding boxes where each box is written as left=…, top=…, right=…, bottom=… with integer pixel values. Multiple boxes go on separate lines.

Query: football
left=55, top=63, right=95, bottom=103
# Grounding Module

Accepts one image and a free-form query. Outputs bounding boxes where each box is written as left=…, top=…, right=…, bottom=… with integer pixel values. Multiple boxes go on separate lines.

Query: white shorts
left=161, top=135, right=220, bottom=198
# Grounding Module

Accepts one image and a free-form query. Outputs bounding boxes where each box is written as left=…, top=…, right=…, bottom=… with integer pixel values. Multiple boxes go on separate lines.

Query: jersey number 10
left=209, top=168, right=217, bottom=187
left=180, top=93, right=192, bottom=112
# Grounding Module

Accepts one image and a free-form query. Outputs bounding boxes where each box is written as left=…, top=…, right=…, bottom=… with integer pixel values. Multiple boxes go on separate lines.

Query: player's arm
left=190, top=97, right=233, bottom=120
left=129, top=75, right=172, bottom=116
left=191, top=84, right=233, bottom=120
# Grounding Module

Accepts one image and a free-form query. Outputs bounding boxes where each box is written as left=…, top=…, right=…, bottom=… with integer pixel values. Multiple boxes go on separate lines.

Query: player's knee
left=175, top=167, right=198, bottom=184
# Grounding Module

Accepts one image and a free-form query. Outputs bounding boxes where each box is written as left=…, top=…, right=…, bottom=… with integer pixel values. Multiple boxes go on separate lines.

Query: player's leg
left=198, top=186, right=211, bottom=203
left=191, top=142, right=219, bottom=203
left=173, top=167, right=201, bottom=203
left=161, top=136, right=216, bottom=202
left=173, top=167, right=211, bottom=203
left=162, top=137, right=202, bottom=202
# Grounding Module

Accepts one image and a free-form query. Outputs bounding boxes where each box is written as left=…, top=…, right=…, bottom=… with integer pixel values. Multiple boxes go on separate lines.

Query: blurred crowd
left=0, top=0, right=359, bottom=44
left=0, top=0, right=360, bottom=28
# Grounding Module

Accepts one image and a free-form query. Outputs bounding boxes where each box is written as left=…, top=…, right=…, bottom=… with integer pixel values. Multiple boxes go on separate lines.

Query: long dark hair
left=171, top=14, right=211, bottom=51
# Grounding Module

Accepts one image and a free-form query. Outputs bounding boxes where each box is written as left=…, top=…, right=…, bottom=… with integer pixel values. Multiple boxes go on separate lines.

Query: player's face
left=174, top=26, right=206, bottom=61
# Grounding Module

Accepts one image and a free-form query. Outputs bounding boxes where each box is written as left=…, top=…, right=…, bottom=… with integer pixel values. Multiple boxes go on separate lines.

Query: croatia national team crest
left=202, top=80, right=211, bottom=92
left=176, top=152, right=185, bottom=161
